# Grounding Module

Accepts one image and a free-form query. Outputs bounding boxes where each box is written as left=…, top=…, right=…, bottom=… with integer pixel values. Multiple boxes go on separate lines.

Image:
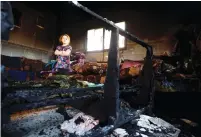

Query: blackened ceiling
left=20, top=1, right=201, bottom=17
left=17, top=1, right=201, bottom=25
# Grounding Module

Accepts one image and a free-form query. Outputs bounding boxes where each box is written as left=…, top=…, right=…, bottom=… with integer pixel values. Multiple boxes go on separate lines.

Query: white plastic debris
left=113, top=128, right=129, bottom=137
left=140, top=128, right=146, bottom=132
left=140, top=133, right=148, bottom=137
left=137, top=115, right=180, bottom=137
left=60, top=112, right=99, bottom=136
left=148, top=129, right=153, bottom=133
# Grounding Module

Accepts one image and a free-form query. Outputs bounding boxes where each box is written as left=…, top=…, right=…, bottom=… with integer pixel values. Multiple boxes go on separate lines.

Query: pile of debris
left=58, top=109, right=181, bottom=137
left=2, top=102, right=182, bottom=137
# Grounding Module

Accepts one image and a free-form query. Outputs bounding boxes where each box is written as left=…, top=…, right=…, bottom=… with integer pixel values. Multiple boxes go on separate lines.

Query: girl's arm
left=54, top=50, right=62, bottom=56
left=61, top=46, right=72, bottom=56
left=61, top=49, right=71, bottom=56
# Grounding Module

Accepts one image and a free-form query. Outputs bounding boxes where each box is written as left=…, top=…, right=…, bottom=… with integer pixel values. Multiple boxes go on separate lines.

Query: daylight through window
left=87, top=22, right=125, bottom=51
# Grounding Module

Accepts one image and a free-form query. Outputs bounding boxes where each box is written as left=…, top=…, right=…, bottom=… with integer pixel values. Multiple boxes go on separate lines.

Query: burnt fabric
left=84, top=75, right=101, bottom=84
left=155, top=80, right=176, bottom=92
left=8, top=74, right=98, bottom=89
left=69, top=74, right=101, bottom=84
left=42, top=57, right=197, bottom=88
left=153, top=59, right=176, bottom=74
left=121, top=60, right=142, bottom=70
left=72, top=63, right=107, bottom=75
left=70, top=61, right=142, bottom=84
left=120, top=65, right=142, bottom=79
left=72, top=74, right=84, bottom=81
left=71, top=52, right=85, bottom=66
left=71, top=52, right=85, bottom=60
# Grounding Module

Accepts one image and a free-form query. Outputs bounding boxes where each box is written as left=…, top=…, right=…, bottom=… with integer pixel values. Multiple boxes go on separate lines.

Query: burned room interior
left=1, top=1, right=201, bottom=137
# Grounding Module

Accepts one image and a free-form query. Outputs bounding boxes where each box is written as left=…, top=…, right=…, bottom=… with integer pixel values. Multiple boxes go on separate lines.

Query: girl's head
left=59, top=34, right=70, bottom=45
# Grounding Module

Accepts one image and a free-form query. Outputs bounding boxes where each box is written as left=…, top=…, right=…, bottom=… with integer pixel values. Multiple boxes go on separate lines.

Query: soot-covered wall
left=1, top=2, right=57, bottom=63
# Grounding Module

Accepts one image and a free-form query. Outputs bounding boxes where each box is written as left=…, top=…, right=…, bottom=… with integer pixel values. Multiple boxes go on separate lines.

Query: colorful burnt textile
left=71, top=52, right=85, bottom=66
left=120, top=64, right=142, bottom=79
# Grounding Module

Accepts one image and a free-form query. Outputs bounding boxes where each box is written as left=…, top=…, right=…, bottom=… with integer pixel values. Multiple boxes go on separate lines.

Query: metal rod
left=69, top=1, right=153, bottom=57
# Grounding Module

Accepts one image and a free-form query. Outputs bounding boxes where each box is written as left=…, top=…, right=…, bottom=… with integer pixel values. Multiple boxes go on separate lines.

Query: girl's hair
left=59, top=34, right=70, bottom=44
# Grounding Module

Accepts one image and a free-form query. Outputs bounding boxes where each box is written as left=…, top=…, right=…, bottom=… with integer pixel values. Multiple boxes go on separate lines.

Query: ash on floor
left=106, top=115, right=180, bottom=137
left=3, top=107, right=181, bottom=137
left=2, top=107, right=69, bottom=137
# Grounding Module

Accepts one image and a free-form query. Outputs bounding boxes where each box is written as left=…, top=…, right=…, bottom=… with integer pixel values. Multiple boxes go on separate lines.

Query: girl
left=54, top=34, right=72, bottom=74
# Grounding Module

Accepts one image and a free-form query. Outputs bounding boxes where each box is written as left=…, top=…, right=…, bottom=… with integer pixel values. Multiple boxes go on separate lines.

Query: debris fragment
left=181, top=119, right=198, bottom=127
left=136, top=132, right=140, bottom=136
left=113, top=128, right=129, bottom=137
left=60, top=112, right=99, bottom=136
left=136, top=115, right=180, bottom=137
left=140, top=133, right=148, bottom=137
left=140, top=128, right=146, bottom=132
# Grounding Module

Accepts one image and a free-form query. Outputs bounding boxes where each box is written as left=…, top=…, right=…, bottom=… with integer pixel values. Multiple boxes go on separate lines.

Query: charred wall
left=1, top=2, right=57, bottom=63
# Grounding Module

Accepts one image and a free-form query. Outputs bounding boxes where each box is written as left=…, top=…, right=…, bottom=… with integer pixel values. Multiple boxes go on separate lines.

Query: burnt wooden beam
left=103, top=28, right=120, bottom=124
